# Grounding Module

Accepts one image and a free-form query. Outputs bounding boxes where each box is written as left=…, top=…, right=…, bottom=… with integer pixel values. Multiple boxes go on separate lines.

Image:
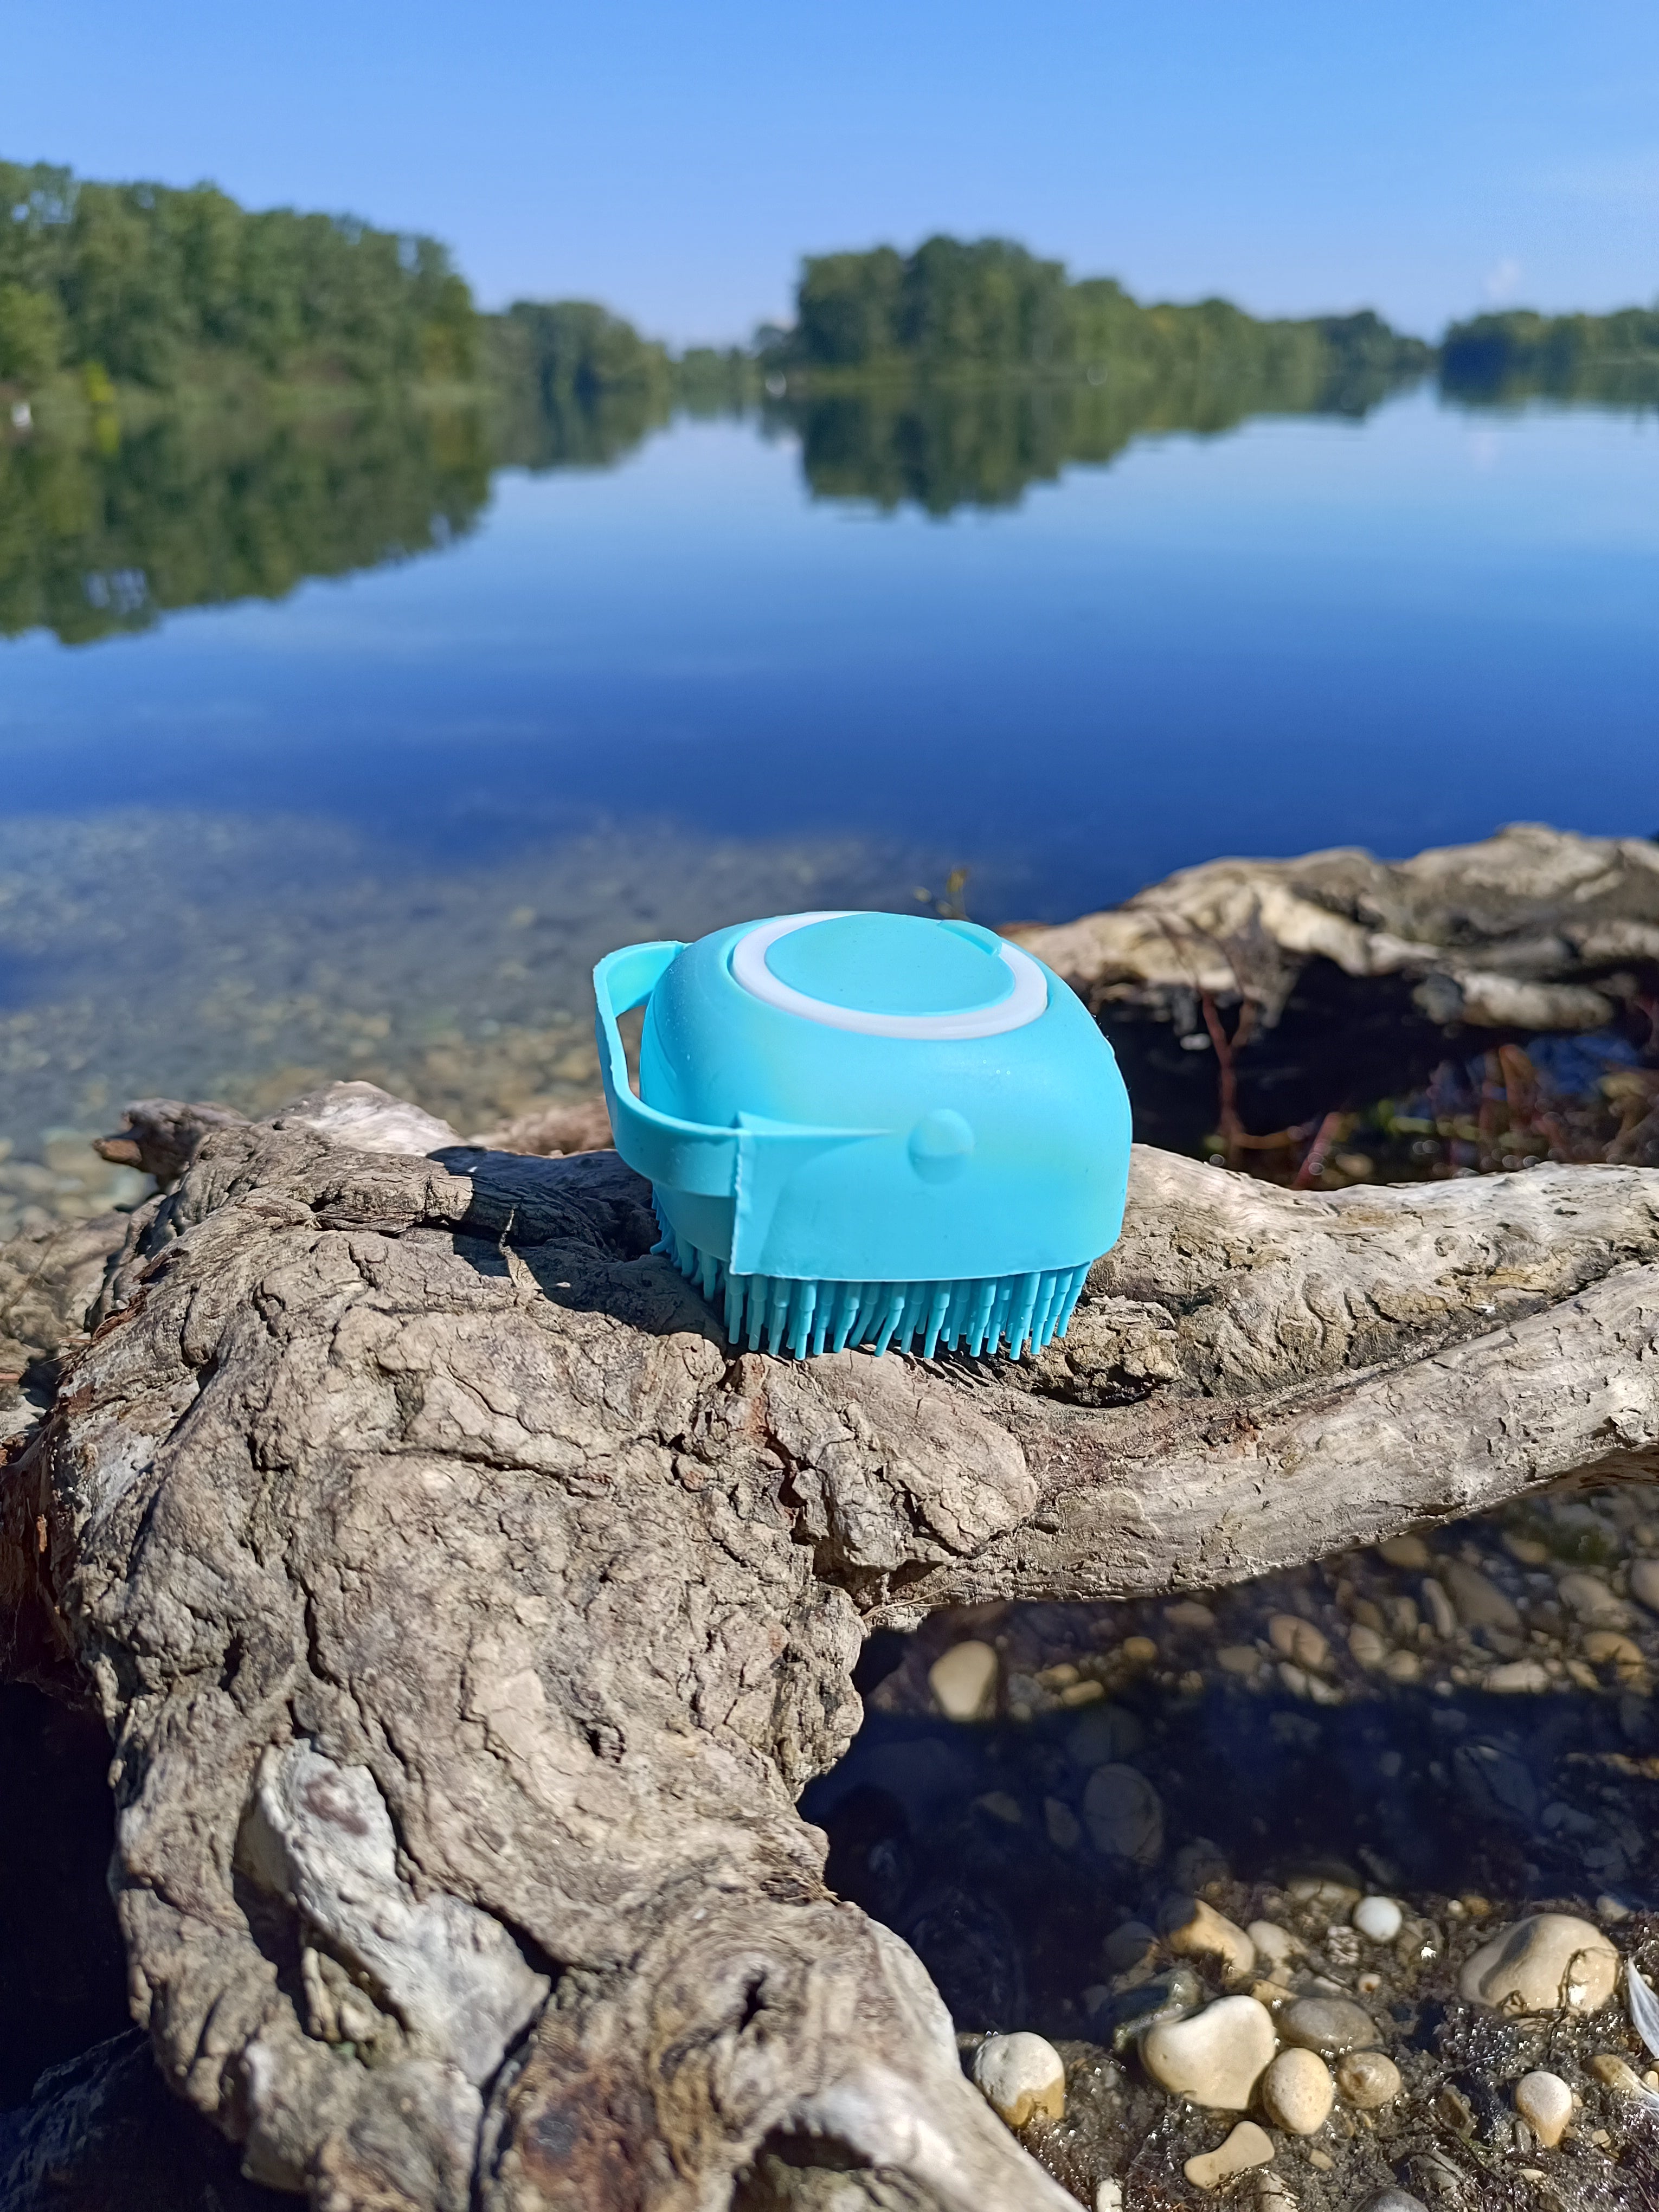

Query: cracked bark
left=3, top=1088, right=1659, bottom=2210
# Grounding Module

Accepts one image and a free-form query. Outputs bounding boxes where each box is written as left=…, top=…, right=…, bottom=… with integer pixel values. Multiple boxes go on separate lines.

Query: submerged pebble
left=1093, top=1964, right=1203, bottom=2051
left=1513, top=2069, right=1573, bottom=2147
left=1279, top=1996, right=1379, bottom=2056
left=1558, top=1571, right=1629, bottom=1629
left=1377, top=1536, right=1430, bottom=1569
left=1590, top=2051, right=1658, bottom=2101
left=1268, top=1615, right=1330, bottom=1671
left=1142, top=1994, right=1277, bottom=2109
left=1335, top=2049, right=1401, bottom=2110
left=1248, top=1920, right=1301, bottom=1973
left=1162, top=1895, right=1255, bottom=1983
left=1457, top=1912, right=1618, bottom=2014
left=928, top=1640, right=998, bottom=1721
left=1352, top=1895, right=1403, bottom=1943
left=1442, top=1560, right=1519, bottom=1630
left=1102, top=1918, right=1158, bottom=1971
left=1259, top=2047, right=1334, bottom=2135
left=970, top=2031, right=1065, bottom=2127
left=1083, top=1763, right=1165, bottom=1866
left=1484, top=1659, right=1551, bottom=1693
left=1184, top=2119, right=1274, bottom=2190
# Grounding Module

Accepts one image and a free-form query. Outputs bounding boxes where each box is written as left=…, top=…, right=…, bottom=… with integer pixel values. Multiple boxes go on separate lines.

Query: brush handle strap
left=593, top=944, right=886, bottom=1246
left=594, top=941, right=740, bottom=1196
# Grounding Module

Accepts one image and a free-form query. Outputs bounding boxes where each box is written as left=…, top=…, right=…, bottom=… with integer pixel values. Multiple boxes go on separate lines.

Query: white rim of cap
left=730, top=911, right=1049, bottom=1039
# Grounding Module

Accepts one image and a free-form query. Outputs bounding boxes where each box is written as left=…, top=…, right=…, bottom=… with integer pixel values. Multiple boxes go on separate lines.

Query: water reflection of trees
left=1, top=356, right=760, bottom=644
left=6, top=342, right=1655, bottom=644
left=775, top=356, right=1420, bottom=515
left=0, top=403, right=493, bottom=644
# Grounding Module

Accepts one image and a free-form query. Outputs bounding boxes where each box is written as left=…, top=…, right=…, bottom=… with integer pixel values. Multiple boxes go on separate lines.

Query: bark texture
left=4, top=1085, right=1659, bottom=2210
left=1012, top=821, right=1659, bottom=1038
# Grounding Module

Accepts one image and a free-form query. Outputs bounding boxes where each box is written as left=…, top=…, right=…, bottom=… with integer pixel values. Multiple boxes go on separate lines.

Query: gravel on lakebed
left=806, top=1484, right=1659, bottom=2209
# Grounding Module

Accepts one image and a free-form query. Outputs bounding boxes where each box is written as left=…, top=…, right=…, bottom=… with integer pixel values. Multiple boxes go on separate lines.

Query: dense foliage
left=1441, top=306, right=1659, bottom=403
left=0, top=158, right=477, bottom=388
left=779, top=236, right=1431, bottom=390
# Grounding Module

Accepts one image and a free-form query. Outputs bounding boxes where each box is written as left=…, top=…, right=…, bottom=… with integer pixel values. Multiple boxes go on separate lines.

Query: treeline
left=0, top=159, right=476, bottom=389
left=484, top=301, right=753, bottom=467
left=4, top=156, right=1654, bottom=428
left=1441, top=306, right=1659, bottom=404
left=773, top=236, right=1431, bottom=391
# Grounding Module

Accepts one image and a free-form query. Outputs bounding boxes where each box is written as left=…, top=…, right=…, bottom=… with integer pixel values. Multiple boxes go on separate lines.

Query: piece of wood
left=5, top=1083, right=1658, bottom=2209
left=1012, top=821, right=1659, bottom=1039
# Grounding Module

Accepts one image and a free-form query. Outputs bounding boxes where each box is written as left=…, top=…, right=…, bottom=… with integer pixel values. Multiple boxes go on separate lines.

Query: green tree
left=0, top=280, right=65, bottom=383
left=776, top=235, right=1430, bottom=401
left=0, top=157, right=481, bottom=392
left=795, top=247, right=906, bottom=368
left=1441, top=307, right=1659, bottom=403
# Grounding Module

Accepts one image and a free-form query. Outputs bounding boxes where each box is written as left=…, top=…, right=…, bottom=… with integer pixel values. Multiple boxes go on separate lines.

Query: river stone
left=1103, top=1919, right=1159, bottom=1971
left=1485, top=1659, right=1551, bottom=1693
left=1630, top=1559, right=1659, bottom=1613
left=1162, top=1896, right=1255, bottom=1983
left=1558, top=1572, right=1629, bottom=1629
left=1336, top=2049, right=1403, bottom=2109
left=1094, top=1964, right=1203, bottom=2052
left=1457, top=1913, right=1619, bottom=2014
left=1279, top=1996, right=1379, bottom=2055
left=1378, top=1536, right=1431, bottom=1569
left=1353, top=1895, right=1403, bottom=1942
left=1590, top=2052, right=1655, bottom=2099
left=1248, top=1920, right=1301, bottom=1973
left=1513, top=2069, right=1573, bottom=2148
left=1419, top=1577, right=1457, bottom=1639
left=1142, top=1995, right=1277, bottom=2110
left=1083, top=1763, right=1165, bottom=1866
left=1583, top=1630, right=1644, bottom=1669
left=1443, top=1560, right=1520, bottom=1630
left=1356, top=2194, right=1429, bottom=2212
left=970, top=2031, right=1065, bottom=2127
left=928, top=1639, right=999, bottom=1720
left=1066, top=1703, right=1145, bottom=1769
left=1183, top=2120, right=1274, bottom=2190
left=1259, top=2047, right=1334, bottom=2135
left=1268, top=1615, right=1330, bottom=1671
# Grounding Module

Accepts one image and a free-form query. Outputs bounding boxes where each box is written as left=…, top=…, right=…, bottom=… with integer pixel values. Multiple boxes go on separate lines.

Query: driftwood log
left=1013, top=821, right=1659, bottom=1039
left=3, top=1078, right=1659, bottom=2211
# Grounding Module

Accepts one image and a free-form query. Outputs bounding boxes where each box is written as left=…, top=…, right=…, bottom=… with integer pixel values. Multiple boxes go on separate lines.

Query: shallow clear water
left=0, top=385, right=1654, bottom=1149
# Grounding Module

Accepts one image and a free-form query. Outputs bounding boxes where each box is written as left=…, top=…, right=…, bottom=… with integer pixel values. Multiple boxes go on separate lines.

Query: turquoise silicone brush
left=593, top=909, right=1131, bottom=1360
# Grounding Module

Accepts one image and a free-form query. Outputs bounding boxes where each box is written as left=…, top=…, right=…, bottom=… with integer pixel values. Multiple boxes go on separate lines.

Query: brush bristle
left=651, top=1197, right=1088, bottom=1360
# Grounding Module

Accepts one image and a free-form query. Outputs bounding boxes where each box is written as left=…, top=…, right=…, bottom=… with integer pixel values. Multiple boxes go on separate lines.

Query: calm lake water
left=0, top=383, right=1654, bottom=1152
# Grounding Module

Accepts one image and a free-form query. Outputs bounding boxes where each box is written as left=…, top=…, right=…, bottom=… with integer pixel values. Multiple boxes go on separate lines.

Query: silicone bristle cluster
left=652, top=1199, right=1088, bottom=1362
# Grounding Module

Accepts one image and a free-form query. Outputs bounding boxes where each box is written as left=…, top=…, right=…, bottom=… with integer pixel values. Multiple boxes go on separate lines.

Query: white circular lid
left=730, top=910, right=1049, bottom=1039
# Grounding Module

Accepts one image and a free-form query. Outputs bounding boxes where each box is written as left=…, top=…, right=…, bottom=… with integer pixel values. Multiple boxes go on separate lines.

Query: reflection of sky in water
left=1, top=391, right=1655, bottom=923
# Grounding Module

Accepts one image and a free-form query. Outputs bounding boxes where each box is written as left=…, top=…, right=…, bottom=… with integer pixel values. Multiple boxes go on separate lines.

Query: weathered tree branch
left=1012, top=821, right=1659, bottom=1038
left=4, top=1084, right=1659, bottom=2209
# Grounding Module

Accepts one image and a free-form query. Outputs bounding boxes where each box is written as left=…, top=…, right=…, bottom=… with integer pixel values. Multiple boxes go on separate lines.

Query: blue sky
left=4, top=1, right=1657, bottom=343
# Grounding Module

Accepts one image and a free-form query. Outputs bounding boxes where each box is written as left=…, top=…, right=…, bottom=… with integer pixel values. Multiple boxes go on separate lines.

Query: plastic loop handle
left=593, top=943, right=885, bottom=1216
left=594, top=942, right=740, bottom=1195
